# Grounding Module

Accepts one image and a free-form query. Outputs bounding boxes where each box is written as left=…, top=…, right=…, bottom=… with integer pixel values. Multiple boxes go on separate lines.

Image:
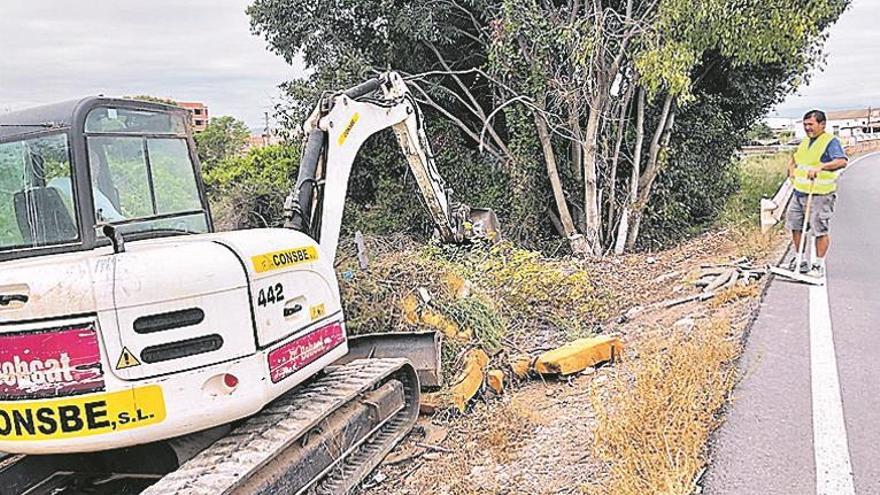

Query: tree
left=248, top=0, right=849, bottom=253
left=204, top=143, right=301, bottom=229
left=194, top=116, right=250, bottom=172
left=747, top=122, right=775, bottom=142
left=129, top=95, right=179, bottom=106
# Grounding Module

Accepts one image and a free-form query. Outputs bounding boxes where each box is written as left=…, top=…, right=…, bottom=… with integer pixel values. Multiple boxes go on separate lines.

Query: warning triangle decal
left=116, top=347, right=142, bottom=370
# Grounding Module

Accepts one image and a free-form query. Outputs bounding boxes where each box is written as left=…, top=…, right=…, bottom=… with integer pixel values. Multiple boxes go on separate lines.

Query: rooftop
left=823, top=108, right=880, bottom=120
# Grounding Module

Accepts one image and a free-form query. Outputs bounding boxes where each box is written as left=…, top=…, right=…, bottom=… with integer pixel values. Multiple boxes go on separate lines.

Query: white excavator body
left=0, top=228, right=346, bottom=454
left=0, top=72, right=497, bottom=493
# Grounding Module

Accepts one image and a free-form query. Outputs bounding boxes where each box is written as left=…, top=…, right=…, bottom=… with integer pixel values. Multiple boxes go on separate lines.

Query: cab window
left=0, top=133, right=78, bottom=251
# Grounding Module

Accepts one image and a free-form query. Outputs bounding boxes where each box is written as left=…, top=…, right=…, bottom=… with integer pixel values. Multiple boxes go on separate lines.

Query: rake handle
left=795, top=180, right=816, bottom=266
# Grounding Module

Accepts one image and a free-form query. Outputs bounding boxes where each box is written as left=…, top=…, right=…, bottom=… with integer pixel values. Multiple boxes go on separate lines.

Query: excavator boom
left=285, top=72, right=499, bottom=262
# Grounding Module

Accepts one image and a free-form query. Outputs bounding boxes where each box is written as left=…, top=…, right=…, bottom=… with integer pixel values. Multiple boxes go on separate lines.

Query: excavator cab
left=0, top=99, right=360, bottom=459
left=0, top=99, right=211, bottom=262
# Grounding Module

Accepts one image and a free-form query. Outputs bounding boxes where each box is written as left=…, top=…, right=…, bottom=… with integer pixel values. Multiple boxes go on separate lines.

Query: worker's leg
left=792, top=230, right=803, bottom=251
left=785, top=194, right=808, bottom=270
left=810, top=193, right=836, bottom=274
left=816, top=234, right=830, bottom=258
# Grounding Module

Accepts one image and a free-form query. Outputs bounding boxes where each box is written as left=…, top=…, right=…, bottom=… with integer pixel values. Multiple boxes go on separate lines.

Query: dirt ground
left=361, top=228, right=788, bottom=495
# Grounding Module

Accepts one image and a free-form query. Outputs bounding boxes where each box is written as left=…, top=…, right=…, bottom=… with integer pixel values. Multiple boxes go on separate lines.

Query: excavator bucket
left=467, top=208, right=501, bottom=243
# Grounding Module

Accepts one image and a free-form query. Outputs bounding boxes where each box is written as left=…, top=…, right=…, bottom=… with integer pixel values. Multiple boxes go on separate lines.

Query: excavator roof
left=0, top=96, right=184, bottom=141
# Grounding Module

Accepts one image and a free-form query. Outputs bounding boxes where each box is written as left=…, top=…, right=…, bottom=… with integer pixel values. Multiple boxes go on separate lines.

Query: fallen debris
left=401, top=293, right=471, bottom=341
left=534, top=336, right=624, bottom=375
left=509, top=354, right=532, bottom=379
left=487, top=369, right=504, bottom=393
left=623, top=258, right=767, bottom=319
left=449, top=348, right=490, bottom=412
left=354, top=230, right=370, bottom=270
left=419, top=395, right=442, bottom=415
left=383, top=422, right=450, bottom=465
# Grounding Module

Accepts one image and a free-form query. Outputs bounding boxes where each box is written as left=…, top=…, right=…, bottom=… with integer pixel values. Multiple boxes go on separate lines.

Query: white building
left=794, top=108, right=880, bottom=142
left=765, top=117, right=796, bottom=134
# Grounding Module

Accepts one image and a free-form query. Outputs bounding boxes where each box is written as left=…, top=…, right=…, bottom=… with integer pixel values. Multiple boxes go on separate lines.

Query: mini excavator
left=0, top=71, right=498, bottom=494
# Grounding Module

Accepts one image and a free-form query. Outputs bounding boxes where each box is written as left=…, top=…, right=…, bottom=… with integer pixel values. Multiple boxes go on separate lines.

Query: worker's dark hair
left=803, top=109, right=826, bottom=123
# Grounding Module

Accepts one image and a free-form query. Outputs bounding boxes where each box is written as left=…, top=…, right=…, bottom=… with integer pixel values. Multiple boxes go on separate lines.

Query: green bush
left=717, top=153, right=790, bottom=228
left=204, top=143, right=301, bottom=230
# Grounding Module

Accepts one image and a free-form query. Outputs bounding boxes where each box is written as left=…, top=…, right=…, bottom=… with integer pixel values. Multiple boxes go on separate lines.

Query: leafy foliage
left=128, top=95, right=179, bottom=106
left=637, top=54, right=803, bottom=248
left=204, top=142, right=301, bottom=230
left=248, top=0, right=850, bottom=252
left=194, top=116, right=250, bottom=172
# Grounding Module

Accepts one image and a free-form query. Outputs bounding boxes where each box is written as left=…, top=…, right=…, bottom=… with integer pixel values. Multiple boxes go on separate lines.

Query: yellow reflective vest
left=792, top=132, right=839, bottom=195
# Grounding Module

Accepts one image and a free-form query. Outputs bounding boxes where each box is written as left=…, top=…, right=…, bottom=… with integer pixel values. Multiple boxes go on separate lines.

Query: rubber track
left=142, top=358, right=414, bottom=495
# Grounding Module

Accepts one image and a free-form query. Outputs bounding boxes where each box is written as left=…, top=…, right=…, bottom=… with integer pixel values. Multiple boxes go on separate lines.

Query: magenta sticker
left=268, top=321, right=345, bottom=384
left=0, top=324, right=105, bottom=400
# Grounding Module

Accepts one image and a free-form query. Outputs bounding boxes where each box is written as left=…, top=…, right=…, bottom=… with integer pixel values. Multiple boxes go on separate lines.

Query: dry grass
left=478, top=398, right=543, bottom=464
left=587, top=318, right=741, bottom=495
left=400, top=398, right=543, bottom=495
left=709, top=284, right=761, bottom=307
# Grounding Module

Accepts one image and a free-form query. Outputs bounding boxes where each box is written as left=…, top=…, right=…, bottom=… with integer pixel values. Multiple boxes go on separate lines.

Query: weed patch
left=718, top=153, right=789, bottom=229
left=337, top=237, right=615, bottom=380
left=588, top=319, right=741, bottom=495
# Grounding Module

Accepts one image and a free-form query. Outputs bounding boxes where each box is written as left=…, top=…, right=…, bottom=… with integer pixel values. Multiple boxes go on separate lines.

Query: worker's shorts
left=786, top=192, right=836, bottom=236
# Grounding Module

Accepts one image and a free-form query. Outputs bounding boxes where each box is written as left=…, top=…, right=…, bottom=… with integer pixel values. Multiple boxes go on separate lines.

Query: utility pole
left=264, top=111, right=270, bottom=146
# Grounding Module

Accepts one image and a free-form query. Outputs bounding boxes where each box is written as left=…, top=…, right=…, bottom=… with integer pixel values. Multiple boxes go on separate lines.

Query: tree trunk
left=569, top=105, right=584, bottom=184
left=569, top=105, right=586, bottom=232
left=614, top=87, right=644, bottom=254
left=581, top=97, right=604, bottom=254
left=547, top=208, right=566, bottom=237
left=627, top=93, right=676, bottom=250
left=605, top=87, right=632, bottom=242
left=534, top=109, right=589, bottom=255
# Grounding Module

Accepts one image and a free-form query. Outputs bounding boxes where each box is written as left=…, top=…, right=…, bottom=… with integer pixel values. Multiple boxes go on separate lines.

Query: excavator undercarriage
left=0, top=359, right=420, bottom=495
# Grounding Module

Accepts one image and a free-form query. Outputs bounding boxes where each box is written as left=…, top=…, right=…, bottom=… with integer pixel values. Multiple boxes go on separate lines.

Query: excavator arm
left=284, top=71, right=499, bottom=262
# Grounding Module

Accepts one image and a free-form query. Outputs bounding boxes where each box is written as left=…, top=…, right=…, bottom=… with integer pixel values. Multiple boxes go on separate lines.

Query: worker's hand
left=807, top=169, right=819, bottom=180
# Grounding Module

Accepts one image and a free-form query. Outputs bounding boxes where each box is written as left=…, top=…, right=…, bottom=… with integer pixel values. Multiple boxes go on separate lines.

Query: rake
left=768, top=180, right=824, bottom=286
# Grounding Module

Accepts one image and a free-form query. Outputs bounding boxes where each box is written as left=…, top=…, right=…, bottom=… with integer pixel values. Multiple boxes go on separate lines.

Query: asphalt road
left=704, top=152, right=880, bottom=495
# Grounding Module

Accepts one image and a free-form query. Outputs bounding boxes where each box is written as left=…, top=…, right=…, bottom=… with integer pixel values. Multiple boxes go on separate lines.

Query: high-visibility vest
left=792, top=132, right=838, bottom=194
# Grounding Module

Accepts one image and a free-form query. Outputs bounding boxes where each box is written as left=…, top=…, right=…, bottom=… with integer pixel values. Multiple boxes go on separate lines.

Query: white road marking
left=810, top=281, right=855, bottom=495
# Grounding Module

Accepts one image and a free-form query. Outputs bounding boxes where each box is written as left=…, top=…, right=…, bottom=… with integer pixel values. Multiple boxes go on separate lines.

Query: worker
left=786, top=109, right=848, bottom=277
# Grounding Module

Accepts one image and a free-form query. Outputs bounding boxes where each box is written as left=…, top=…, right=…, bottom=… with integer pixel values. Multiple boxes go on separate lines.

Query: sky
left=771, top=0, right=880, bottom=118
left=0, top=0, right=300, bottom=130
left=0, top=1, right=876, bottom=127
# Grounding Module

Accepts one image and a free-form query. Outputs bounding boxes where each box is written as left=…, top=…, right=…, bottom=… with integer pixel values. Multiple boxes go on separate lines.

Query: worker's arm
left=807, top=137, right=848, bottom=179
left=788, top=155, right=796, bottom=179
left=821, top=157, right=848, bottom=171
left=807, top=158, right=847, bottom=179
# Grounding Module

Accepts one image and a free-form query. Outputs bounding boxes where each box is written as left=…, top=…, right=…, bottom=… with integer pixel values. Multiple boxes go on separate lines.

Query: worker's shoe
left=809, top=264, right=825, bottom=278
left=788, top=259, right=809, bottom=273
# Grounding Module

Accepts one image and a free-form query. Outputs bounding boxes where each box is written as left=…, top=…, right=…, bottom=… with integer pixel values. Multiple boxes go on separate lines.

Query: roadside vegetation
left=719, top=153, right=791, bottom=228
left=334, top=237, right=615, bottom=383
left=720, top=153, right=791, bottom=260
left=589, top=318, right=741, bottom=495
left=248, top=0, right=848, bottom=255
left=190, top=0, right=849, bottom=491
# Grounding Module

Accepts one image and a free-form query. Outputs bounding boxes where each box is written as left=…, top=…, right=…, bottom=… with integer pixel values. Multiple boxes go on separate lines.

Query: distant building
left=794, top=107, right=880, bottom=141
left=245, top=132, right=283, bottom=150
left=765, top=117, right=796, bottom=134
left=178, top=102, right=209, bottom=132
